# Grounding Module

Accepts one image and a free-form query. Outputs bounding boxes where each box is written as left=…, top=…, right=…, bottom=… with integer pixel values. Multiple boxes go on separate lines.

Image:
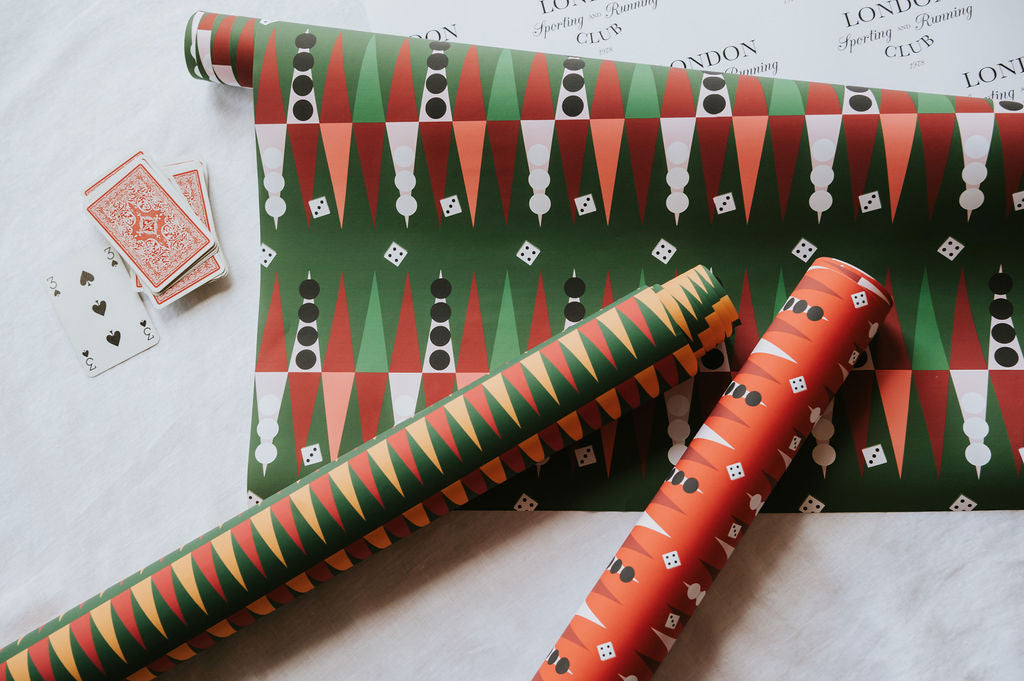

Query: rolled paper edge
left=0, top=266, right=738, bottom=679
left=532, top=257, right=893, bottom=681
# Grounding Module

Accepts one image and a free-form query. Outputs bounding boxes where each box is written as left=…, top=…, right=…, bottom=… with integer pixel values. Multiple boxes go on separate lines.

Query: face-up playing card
left=45, top=246, right=159, bottom=376
left=84, top=152, right=214, bottom=293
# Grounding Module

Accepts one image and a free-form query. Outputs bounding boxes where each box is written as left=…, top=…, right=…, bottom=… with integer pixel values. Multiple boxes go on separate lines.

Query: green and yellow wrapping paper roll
left=0, top=267, right=737, bottom=681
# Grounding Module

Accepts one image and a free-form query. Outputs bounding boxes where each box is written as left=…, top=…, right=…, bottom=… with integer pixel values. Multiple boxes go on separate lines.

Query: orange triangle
left=876, top=369, right=913, bottom=476
left=880, top=113, right=917, bottom=220
left=590, top=118, right=624, bottom=222
left=480, top=457, right=507, bottom=484
left=321, top=122, right=351, bottom=228
left=454, top=121, right=486, bottom=224
left=322, top=372, right=354, bottom=461
left=733, top=116, right=767, bottom=221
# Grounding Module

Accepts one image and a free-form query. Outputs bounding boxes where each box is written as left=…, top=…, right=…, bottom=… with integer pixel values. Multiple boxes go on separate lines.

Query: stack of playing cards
left=83, top=151, right=228, bottom=307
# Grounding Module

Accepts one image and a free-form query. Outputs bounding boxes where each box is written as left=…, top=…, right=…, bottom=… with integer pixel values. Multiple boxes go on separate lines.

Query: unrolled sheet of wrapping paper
left=534, top=257, right=892, bottom=681
left=0, top=267, right=736, bottom=681
left=184, top=11, right=1024, bottom=515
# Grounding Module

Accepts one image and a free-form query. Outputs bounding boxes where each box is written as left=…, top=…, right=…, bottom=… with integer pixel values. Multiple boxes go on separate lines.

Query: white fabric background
left=1, top=1, right=1022, bottom=680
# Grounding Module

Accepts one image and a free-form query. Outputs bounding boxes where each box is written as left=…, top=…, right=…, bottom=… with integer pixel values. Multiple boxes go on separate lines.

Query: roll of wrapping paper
left=0, top=267, right=736, bottom=681
left=534, top=257, right=893, bottom=681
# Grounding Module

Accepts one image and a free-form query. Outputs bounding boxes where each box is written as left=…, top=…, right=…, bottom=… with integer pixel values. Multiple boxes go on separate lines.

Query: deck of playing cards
left=83, top=151, right=228, bottom=307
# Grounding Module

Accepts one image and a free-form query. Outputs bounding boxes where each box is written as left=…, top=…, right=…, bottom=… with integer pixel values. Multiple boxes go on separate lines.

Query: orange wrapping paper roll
left=534, top=257, right=893, bottom=681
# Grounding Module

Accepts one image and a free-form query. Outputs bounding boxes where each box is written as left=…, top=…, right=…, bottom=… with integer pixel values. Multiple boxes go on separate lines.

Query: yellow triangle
left=688, top=268, right=710, bottom=294
left=171, top=555, right=207, bottom=614
left=246, top=596, right=275, bottom=616
left=635, top=365, right=661, bottom=398
left=595, top=388, right=622, bottom=419
left=290, top=487, right=326, bottom=542
left=364, top=526, right=392, bottom=549
left=324, top=548, right=354, bottom=572
left=286, top=573, right=315, bottom=593
left=673, top=345, right=699, bottom=376
left=126, top=669, right=157, bottom=681
left=51, top=625, right=84, bottom=681
left=403, top=503, right=430, bottom=527
left=656, top=292, right=693, bottom=339
left=206, top=619, right=236, bottom=638
left=6, top=650, right=30, bottom=681
left=482, top=375, right=519, bottom=426
left=518, top=434, right=546, bottom=462
left=445, top=395, right=482, bottom=449
left=557, top=412, right=584, bottom=440
left=669, top=278, right=699, bottom=316
left=597, top=309, right=636, bottom=357
left=480, top=457, right=507, bottom=483
left=635, top=287, right=675, bottom=334
left=210, top=532, right=246, bottom=589
left=328, top=462, right=365, bottom=519
left=559, top=331, right=598, bottom=380
left=90, top=600, right=125, bottom=662
left=250, top=510, right=287, bottom=565
left=367, top=441, right=404, bottom=495
left=522, top=353, right=560, bottom=402
left=130, top=578, right=166, bottom=637
left=406, top=418, right=442, bottom=472
left=166, top=644, right=196, bottom=661
left=441, top=480, right=469, bottom=505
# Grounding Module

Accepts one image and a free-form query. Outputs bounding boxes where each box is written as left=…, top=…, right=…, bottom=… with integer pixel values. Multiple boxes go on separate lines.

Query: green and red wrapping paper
left=0, top=267, right=736, bottom=681
left=535, top=258, right=893, bottom=681
left=186, top=11, right=1024, bottom=514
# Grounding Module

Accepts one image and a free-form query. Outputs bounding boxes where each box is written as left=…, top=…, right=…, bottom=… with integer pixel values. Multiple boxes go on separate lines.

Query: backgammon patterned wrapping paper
left=0, top=267, right=737, bottom=680
left=535, top=257, right=892, bottom=681
left=183, top=11, right=1024, bottom=512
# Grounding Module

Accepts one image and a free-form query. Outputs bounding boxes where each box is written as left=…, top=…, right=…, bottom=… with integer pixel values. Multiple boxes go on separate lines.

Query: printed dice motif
left=385, top=242, right=408, bottom=266
left=665, top=613, right=681, bottom=629
left=949, top=494, right=977, bottom=511
left=789, top=435, right=802, bottom=451
left=662, top=550, right=681, bottom=569
left=862, top=444, right=887, bottom=468
left=713, top=192, right=736, bottom=214
left=260, top=243, right=277, bottom=268
left=789, top=376, right=807, bottom=393
left=574, top=193, right=597, bottom=216
left=1013, top=189, right=1024, bottom=212
left=851, top=291, right=868, bottom=308
left=246, top=490, right=263, bottom=507
left=514, top=493, right=538, bottom=511
left=800, top=494, right=825, bottom=513
left=517, top=240, right=540, bottom=265
left=597, top=642, right=616, bottom=661
left=301, top=443, right=323, bottom=466
left=440, top=195, right=462, bottom=217
left=938, top=236, right=964, bottom=261
left=726, top=462, right=745, bottom=480
left=791, top=238, right=817, bottom=262
left=858, top=190, right=881, bottom=213
left=849, top=349, right=861, bottom=365
left=652, top=238, right=677, bottom=264
left=574, top=445, right=597, bottom=467
left=308, top=196, right=330, bottom=219
left=728, top=522, right=742, bottom=539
